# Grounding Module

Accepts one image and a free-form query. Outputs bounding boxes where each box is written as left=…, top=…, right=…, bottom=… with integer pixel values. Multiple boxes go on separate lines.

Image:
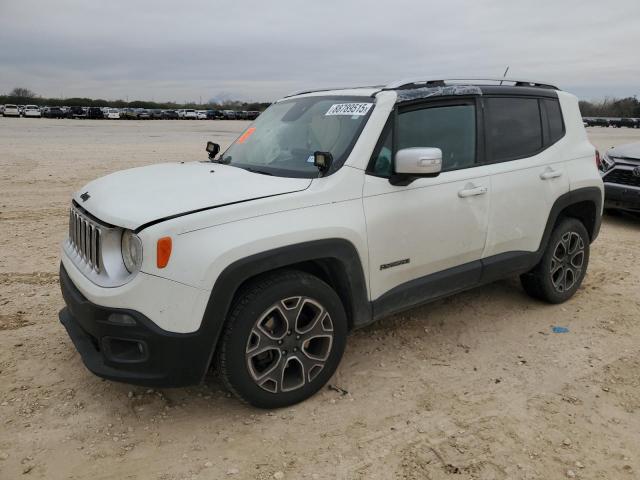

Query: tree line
left=5, top=86, right=639, bottom=118
left=0, top=87, right=271, bottom=111
left=578, top=96, right=640, bottom=118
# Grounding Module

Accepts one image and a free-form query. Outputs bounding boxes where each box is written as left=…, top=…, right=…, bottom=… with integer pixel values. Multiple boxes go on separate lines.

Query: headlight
left=121, top=230, right=143, bottom=273
left=601, top=152, right=615, bottom=172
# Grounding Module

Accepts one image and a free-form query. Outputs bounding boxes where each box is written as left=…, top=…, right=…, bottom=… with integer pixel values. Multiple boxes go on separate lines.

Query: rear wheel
left=216, top=270, right=347, bottom=408
left=521, top=217, right=590, bottom=303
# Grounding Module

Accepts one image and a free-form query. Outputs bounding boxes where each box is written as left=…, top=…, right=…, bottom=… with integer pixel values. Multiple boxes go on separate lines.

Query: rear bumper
left=604, top=183, right=640, bottom=212
left=59, top=264, right=213, bottom=387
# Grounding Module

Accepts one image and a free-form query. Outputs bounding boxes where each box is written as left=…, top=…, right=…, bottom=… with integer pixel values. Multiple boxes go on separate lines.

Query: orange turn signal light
left=156, top=237, right=172, bottom=268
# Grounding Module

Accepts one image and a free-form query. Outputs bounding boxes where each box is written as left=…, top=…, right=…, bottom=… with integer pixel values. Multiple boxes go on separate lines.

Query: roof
left=284, top=77, right=560, bottom=101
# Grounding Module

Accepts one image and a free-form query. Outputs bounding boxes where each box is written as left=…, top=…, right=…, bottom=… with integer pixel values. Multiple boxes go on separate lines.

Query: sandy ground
left=1, top=118, right=639, bottom=480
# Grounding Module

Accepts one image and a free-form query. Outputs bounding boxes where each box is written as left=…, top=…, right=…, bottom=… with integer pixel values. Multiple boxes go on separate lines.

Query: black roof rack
left=382, top=77, right=559, bottom=91
left=281, top=78, right=559, bottom=99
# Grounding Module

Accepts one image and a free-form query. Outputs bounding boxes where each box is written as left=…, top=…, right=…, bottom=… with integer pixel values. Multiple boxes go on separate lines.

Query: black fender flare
left=197, top=238, right=371, bottom=380
left=538, top=186, right=602, bottom=252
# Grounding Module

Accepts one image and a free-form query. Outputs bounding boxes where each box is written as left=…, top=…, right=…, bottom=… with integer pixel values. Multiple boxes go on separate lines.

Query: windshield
left=219, top=96, right=374, bottom=178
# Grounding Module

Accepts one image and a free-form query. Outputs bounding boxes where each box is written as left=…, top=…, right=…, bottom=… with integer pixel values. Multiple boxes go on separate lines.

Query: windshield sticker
left=325, top=103, right=372, bottom=116
left=306, top=155, right=315, bottom=163
left=236, top=127, right=256, bottom=144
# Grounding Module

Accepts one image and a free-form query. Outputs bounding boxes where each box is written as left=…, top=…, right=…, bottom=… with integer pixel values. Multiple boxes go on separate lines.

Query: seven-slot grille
left=69, top=205, right=102, bottom=272
left=603, top=168, right=640, bottom=188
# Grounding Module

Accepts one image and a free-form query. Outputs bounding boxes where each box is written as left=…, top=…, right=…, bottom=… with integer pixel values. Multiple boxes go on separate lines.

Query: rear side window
left=485, top=97, right=542, bottom=162
left=543, top=98, right=565, bottom=144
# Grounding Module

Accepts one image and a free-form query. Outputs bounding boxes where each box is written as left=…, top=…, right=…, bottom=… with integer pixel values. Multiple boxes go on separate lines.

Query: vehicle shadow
left=139, top=276, right=545, bottom=413
left=603, top=209, right=640, bottom=229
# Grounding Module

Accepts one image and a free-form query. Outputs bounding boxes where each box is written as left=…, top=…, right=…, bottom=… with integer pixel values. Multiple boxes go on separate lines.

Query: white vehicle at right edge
left=58, top=78, right=603, bottom=408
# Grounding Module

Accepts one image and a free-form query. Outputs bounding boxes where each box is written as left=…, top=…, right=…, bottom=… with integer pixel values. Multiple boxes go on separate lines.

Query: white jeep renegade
left=59, top=78, right=603, bottom=408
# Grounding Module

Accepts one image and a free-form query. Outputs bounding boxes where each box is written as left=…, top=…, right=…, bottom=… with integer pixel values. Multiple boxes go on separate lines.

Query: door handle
left=540, top=168, right=563, bottom=180
left=458, top=185, right=488, bottom=198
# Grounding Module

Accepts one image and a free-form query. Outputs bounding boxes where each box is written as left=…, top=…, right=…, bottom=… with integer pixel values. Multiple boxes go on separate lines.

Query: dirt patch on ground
left=1, top=119, right=639, bottom=479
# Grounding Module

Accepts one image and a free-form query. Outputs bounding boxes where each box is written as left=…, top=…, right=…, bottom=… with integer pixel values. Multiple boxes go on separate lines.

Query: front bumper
left=604, top=183, right=640, bottom=212
left=59, top=264, right=213, bottom=387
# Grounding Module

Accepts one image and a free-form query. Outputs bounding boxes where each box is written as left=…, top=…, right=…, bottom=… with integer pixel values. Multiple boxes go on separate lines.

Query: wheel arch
left=539, top=186, right=602, bottom=254
left=198, top=239, right=371, bottom=380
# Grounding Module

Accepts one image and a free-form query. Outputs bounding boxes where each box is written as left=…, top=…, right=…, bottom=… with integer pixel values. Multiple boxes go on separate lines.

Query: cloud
left=1, top=0, right=638, bottom=101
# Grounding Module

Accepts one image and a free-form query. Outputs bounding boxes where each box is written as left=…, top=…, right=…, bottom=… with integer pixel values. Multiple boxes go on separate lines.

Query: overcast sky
left=1, top=0, right=638, bottom=102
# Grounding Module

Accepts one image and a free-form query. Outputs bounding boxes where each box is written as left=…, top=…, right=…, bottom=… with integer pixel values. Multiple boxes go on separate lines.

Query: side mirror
left=391, top=147, right=442, bottom=185
left=206, top=141, right=220, bottom=159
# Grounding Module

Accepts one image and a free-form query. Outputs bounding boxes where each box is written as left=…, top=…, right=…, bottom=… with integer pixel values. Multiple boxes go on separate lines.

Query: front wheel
left=216, top=270, right=347, bottom=408
left=521, top=217, right=590, bottom=303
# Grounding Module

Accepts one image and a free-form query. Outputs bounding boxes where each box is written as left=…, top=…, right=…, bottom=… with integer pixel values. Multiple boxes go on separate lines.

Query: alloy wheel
left=550, top=231, right=585, bottom=293
left=245, top=296, right=334, bottom=393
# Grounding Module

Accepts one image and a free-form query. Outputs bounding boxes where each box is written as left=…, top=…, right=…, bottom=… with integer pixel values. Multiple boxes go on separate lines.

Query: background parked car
left=68, top=106, right=86, bottom=119
left=87, top=107, right=104, bottom=119
left=105, top=108, right=120, bottom=119
left=135, top=109, right=151, bottom=120
left=246, top=110, right=261, bottom=120
left=610, top=118, right=639, bottom=128
left=2, top=104, right=20, bottom=117
left=162, top=109, right=179, bottom=119
left=42, top=106, right=66, bottom=118
left=235, top=110, right=247, bottom=120
left=206, top=109, right=224, bottom=120
left=120, top=108, right=137, bottom=119
left=196, top=110, right=207, bottom=120
left=221, top=109, right=236, bottom=120
left=182, top=109, right=197, bottom=119
left=149, top=109, right=164, bottom=119
left=23, top=105, right=42, bottom=118
left=584, top=117, right=610, bottom=127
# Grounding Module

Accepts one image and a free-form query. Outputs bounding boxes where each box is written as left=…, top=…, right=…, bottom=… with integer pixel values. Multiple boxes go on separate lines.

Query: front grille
left=68, top=205, right=103, bottom=273
left=603, top=168, right=640, bottom=188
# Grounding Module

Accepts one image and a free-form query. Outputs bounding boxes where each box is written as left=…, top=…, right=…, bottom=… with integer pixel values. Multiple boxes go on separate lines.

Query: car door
left=480, top=96, right=570, bottom=268
left=363, top=97, right=491, bottom=317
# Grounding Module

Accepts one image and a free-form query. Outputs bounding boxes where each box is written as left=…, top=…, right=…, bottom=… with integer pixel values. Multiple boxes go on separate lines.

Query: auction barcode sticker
left=325, top=103, right=372, bottom=116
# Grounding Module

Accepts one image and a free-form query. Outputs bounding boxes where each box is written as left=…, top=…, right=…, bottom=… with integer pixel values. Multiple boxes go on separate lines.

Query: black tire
left=216, top=270, right=348, bottom=408
left=520, top=217, right=590, bottom=304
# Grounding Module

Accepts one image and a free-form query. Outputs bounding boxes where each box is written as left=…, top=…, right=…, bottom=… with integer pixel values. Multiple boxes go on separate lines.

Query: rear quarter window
left=543, top=98, right=565, bottom=144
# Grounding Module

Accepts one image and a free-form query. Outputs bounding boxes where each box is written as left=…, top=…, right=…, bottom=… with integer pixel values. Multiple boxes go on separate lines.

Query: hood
left=608, top=142, right=640, bottom=161
left=74, top=162, right=312, bottom=230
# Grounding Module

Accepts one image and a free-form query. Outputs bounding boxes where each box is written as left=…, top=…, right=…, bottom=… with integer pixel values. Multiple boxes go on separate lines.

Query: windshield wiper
left=244, top=167, right=273, bottom=176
